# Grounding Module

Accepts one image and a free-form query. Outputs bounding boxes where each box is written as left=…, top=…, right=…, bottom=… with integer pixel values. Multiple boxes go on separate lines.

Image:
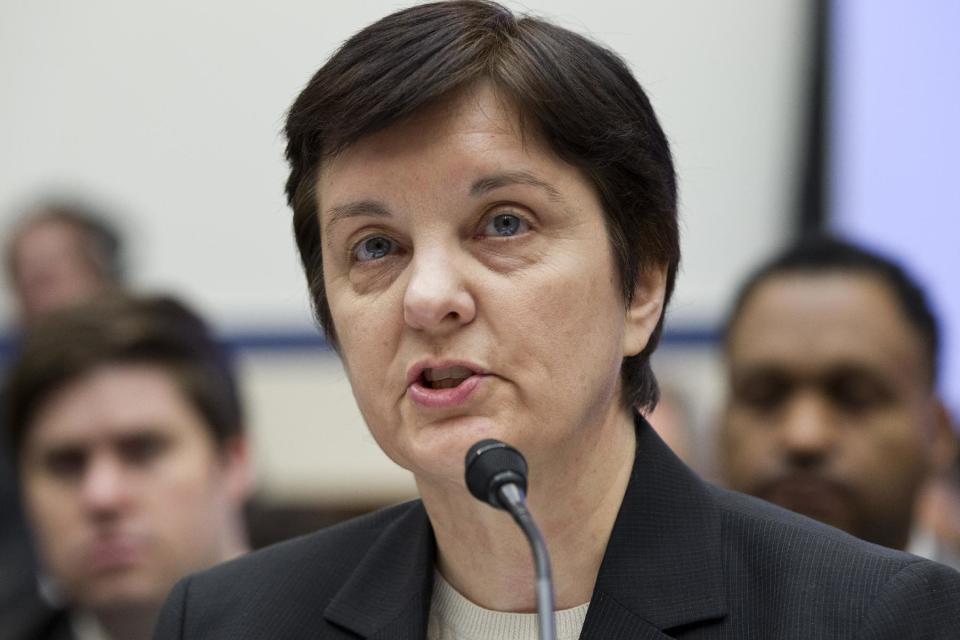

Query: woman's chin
left=399, top=432, right=500, bottom=488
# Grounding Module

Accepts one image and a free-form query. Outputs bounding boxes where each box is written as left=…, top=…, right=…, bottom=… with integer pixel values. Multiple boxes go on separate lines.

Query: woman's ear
left=623, top=264, right=668, bottom=358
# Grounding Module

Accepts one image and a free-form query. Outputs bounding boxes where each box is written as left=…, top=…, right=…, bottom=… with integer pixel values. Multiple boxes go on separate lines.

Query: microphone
left=464, top=440, right=556, bottom=640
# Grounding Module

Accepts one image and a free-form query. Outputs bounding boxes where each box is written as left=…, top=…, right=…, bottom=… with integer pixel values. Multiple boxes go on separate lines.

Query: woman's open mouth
left=407, top=363, right=487, bottom=408
left=420, top=365, right=474, bottom=389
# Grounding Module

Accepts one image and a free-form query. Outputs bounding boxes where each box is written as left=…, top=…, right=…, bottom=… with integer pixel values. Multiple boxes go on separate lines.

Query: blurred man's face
left=10, top=218, right=106, bottom=324
left=721, top=272, right=942, bottom=550
left=20, top=364, right=249, bottom=615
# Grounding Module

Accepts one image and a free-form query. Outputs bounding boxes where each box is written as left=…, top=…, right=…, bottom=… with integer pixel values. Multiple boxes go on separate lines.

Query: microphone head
left=464, top=439, right=528, bottom=510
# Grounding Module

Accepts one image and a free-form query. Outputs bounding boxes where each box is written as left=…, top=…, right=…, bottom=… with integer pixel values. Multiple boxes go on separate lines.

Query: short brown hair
left=285, top=0, right=679, bottom=410
left=4, top=293, right=243, bottom=456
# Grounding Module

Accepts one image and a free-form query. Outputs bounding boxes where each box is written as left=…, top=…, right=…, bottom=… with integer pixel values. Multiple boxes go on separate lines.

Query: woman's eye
left=482, top=213, right=528, bottom=237
left=354, top=236, right=395, bottom=262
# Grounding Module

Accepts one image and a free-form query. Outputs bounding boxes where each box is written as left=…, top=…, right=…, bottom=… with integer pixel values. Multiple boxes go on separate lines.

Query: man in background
left=1, top=200, right=127, bottom=615
left=4, top=200, right=125, bottom=327
left=2, top=294, right=251, bottom=640
left=718, top=235, right=958, bottom=567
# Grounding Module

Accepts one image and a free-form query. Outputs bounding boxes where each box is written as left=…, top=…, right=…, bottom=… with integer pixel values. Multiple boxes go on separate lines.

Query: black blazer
left=154, top=421, right=960, bottom=639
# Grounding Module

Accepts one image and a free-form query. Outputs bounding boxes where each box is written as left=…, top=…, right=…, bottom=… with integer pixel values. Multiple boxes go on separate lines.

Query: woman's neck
left=420, top=409, right=638, bottom=611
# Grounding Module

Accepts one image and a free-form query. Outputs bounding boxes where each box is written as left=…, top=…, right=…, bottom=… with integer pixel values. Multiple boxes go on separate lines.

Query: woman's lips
left=408, top=374, right=486, bottom=408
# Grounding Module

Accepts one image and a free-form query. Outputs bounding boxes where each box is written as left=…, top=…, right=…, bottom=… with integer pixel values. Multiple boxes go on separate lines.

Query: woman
left=156, top=2, right=960, bottom=638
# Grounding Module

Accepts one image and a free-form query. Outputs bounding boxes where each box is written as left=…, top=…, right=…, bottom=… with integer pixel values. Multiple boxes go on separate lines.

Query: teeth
left=424, top=366, right=473, bottom=382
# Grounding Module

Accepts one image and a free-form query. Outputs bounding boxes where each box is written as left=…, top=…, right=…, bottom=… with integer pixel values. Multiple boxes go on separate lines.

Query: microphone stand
left=497, top=484, right=556, bottom=640
left=464, top=439, right=557, bottom=640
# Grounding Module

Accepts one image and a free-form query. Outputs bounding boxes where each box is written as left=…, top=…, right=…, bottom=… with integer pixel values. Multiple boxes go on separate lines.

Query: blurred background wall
left=1, top=1, right=954, bottom=512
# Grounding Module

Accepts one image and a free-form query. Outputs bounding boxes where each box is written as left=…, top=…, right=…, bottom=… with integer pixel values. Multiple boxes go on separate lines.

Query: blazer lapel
left=323, top=501, right=436, bottom=639
left=578, top=592, right=676, bottom=640
left=580, top=416, right=727, bottom=639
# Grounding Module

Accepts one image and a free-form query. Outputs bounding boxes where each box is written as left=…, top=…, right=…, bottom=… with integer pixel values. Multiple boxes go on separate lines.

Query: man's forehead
left=728, top=272, right=928, bottom=380
left=24, top=364, right=200, bottom=449
left=15, top=217, right=84, bottom=251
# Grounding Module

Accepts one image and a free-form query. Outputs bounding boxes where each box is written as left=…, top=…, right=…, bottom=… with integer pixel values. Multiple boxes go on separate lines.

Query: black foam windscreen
left=464, top=439, right=528, bottom=509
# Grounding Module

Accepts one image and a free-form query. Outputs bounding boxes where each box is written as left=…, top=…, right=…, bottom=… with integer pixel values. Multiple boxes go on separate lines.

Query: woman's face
left=317, top=85, right=662, bottom=486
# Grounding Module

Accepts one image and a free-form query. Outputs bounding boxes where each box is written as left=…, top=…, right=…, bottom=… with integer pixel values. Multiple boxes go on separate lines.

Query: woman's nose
left=403, top=247, right=476, bottom=332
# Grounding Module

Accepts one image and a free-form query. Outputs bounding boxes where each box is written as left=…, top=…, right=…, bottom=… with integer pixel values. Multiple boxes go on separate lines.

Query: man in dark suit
left=3, top=294, right=251, bottom=640
left=155, top=2, right=960, bottom=637
left=718, top=236, right=960, bottom=570
left=1, top=201, right=129, bottom=637
left=0, top=442, right=36, bottom=617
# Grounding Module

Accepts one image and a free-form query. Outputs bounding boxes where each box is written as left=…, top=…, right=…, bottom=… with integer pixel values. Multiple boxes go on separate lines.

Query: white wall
left=0, top=0, right=813, bottom=331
